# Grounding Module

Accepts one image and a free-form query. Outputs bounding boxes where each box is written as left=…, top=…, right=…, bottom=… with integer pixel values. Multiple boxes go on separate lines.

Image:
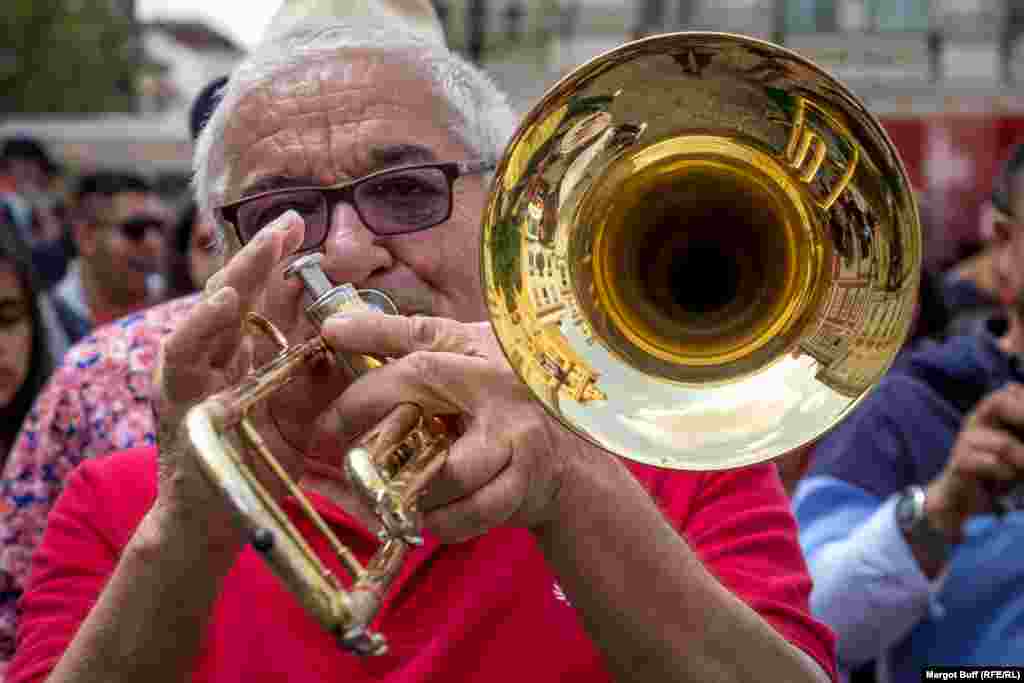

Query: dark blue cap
left=189, top=75, right=229, bottom=142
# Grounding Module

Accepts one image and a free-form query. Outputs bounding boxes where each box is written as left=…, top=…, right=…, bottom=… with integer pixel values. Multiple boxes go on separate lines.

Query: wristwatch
left=894, top=484, right=952, bottom=563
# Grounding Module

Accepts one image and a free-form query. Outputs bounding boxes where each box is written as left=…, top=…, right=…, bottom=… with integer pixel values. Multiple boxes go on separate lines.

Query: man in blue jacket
left=794, top=183, right=1024, bottom=679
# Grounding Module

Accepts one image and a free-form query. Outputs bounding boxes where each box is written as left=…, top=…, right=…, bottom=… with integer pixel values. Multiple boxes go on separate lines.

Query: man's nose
left=142, top=229, right=165, bottom=255
left=320, top=202, right=393, bottom=285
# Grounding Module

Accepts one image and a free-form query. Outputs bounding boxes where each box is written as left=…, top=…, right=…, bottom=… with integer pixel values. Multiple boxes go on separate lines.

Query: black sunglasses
left=117, top=216, right=168, bottom=241
left=217, top=160, right=495, bottom=251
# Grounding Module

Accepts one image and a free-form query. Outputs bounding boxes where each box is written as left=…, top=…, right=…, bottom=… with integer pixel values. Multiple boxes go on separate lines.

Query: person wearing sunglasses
left=52, top=171, right=170, bottom=344
left=7, top=4, right=836, bottom=683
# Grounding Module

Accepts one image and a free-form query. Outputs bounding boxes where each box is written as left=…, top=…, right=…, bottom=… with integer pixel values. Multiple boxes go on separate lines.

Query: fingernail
left=323, top=315, right=350, bottom=334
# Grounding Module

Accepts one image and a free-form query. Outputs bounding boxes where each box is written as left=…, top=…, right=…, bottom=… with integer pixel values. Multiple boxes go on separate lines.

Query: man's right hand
left=151, top=210, right=313, bottom=561
left=925, top=382, right=1024, bottom=543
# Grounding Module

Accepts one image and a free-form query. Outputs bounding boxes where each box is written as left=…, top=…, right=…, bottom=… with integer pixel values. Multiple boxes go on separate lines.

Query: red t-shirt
left=9, top=447, right=837, bottom=682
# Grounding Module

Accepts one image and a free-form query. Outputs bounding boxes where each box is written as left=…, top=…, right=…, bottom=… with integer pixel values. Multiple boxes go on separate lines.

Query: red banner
left=880, top=113, right=1024, bottom=271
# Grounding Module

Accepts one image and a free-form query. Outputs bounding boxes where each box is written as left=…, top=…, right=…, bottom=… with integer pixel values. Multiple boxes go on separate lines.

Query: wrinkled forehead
left=220, top=53, right=460, bottom=199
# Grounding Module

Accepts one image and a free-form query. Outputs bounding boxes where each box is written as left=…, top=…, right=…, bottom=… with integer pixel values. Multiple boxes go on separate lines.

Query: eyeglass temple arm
left=458, top=159, right=497, bottom=175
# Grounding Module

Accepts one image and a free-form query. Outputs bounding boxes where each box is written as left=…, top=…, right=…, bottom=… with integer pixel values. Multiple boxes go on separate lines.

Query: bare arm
left=533, top=452, right=831, bottom=683
left=45, top=503, right=242, bottom=683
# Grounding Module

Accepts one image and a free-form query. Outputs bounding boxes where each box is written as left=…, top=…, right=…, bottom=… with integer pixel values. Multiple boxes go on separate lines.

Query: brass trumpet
left=186, top=32, right=921, bottom=654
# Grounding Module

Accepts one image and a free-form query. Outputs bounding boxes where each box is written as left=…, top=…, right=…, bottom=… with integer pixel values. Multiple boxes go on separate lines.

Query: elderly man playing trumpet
left=9, top=9, right=836, bottom=683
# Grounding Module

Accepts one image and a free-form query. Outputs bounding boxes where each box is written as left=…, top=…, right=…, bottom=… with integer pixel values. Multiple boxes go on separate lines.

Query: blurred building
left=139, top=20, right=245, bottom=117
left=0, top=18, right=243, bottom=192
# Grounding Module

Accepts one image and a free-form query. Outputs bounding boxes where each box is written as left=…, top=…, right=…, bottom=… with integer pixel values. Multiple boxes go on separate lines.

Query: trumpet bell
left=482, top=32, right=922, bottom=470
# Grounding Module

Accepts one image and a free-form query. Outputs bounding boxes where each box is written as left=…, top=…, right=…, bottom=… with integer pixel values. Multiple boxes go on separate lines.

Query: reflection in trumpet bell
left=580, top=134, right=823, bottom=385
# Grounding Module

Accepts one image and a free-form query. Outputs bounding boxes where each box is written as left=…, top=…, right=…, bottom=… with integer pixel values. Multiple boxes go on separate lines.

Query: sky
left=137, top=0, right=284, bottom=48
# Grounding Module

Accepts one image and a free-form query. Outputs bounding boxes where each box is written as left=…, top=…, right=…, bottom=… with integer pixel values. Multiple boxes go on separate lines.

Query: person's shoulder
left=88, top=294, right=197, bottom=346
left=7, top=299, right=198, bottom=471
left=897, top=332, right=985, bottom=373
left=61, top=295, right=198, bottom=377
left=886, top=332, right=996, bottom=407
left=65, top=446, right=159, bottom=521
left=629, top=459, right=783, bottom=526
left=847, top=334, right=984, bottom=410
left=74, top=445, right=158, bottom=482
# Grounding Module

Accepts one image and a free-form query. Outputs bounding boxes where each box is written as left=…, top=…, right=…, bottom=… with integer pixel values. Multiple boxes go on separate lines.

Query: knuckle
left=989, top=436, right=1012, bottom=460
left=405, top=350, right=437, bottom=382
left=160, top=328, right=188, bottom=368
left=408, top=316, right=440, bottom=350
left=512, top=418, right=543, bottom=450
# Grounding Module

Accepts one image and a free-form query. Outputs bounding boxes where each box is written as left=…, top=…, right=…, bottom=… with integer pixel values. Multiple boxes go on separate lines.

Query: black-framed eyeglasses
left=217, top=160, right=496, bottom=252
left=992, top=205, right=1016, bottom=226
left=116, top=216, right=168, bottom=242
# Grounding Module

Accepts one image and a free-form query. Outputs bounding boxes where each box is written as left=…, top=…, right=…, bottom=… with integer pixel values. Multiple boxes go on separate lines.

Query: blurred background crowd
left=6, top=0, right=1024, bottom=472
left=3, top=1, right=1024, bottom=681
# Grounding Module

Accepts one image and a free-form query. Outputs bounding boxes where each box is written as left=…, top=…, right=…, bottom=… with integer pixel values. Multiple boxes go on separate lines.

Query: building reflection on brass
left=796, top=143, right=919, bottom=397
left=488, top=283, right=606, bottom=407
left=780, top=95, right=859, bottom=211
left=481, top=33, right=921, bottom=470
left=484, top=87, right=662, bottom=405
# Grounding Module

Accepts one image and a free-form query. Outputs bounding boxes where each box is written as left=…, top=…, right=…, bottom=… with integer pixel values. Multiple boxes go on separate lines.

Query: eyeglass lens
left=235, top=166, right=451, bottom=249
left=119, top=217, right=166, bottom=241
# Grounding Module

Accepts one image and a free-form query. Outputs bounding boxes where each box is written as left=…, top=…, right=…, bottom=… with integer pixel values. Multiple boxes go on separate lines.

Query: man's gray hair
left=192, top=18, right=519, bottom=236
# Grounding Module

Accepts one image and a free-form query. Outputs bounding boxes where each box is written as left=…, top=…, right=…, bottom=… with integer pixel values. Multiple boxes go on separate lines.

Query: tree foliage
left=0, top=0, right=140, bottom=115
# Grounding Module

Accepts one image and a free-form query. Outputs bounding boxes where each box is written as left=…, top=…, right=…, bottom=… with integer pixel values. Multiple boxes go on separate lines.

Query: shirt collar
left=54, top=259, right=93, bottom=323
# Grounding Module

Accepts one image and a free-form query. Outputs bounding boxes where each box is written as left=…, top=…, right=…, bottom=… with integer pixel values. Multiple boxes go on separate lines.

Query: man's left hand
left=321, top=312, right=585, bottom=542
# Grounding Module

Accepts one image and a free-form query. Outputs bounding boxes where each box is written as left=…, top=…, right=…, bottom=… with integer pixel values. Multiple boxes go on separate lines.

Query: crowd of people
left=0, top=1, right=1021, bottom=682
left=0, top=76, right=223, bottom=676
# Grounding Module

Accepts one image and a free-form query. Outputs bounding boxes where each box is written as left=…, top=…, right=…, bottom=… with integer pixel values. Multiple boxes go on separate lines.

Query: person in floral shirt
left=0, top=294, right=197, bottom=670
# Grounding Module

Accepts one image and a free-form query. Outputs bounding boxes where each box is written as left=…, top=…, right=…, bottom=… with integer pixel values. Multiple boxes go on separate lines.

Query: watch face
left=895, top=488, right=921, bottom=530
